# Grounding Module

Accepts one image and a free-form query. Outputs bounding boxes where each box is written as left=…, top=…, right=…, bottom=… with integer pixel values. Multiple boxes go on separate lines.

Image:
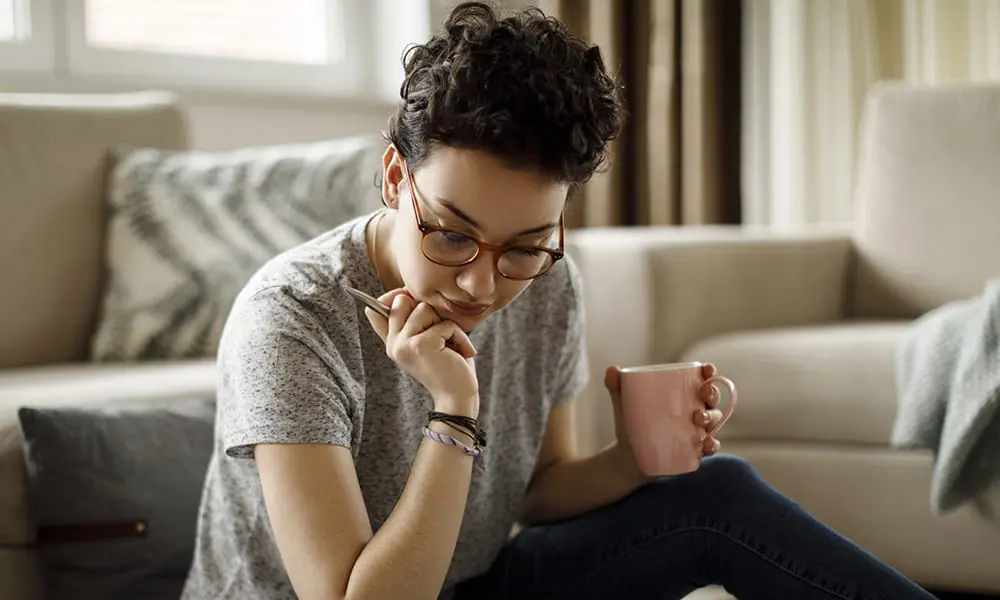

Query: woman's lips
left=441, top=296, right=491, bottom=318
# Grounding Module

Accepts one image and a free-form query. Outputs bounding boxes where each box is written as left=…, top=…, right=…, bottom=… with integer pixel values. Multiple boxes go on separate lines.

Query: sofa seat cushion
left=681, top=321, right=909, bottom=446
left=0, top=360, right=216, bottom=549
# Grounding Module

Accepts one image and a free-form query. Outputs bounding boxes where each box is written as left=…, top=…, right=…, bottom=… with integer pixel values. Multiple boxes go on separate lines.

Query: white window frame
left=0, top=0, right=54, bottom=71
left=63, top=0, right=374, bottom=97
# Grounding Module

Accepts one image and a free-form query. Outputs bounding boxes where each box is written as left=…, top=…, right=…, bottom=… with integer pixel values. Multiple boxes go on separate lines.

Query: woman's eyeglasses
left=404, top=163, right=564, bottom=281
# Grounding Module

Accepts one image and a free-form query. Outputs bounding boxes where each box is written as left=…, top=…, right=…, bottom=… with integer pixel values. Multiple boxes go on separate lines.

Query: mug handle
left=703, top=375, right=738, bottom=436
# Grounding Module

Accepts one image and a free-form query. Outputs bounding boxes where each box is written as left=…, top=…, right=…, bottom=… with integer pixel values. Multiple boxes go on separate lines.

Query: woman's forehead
left=412, top=147, right=567, bottom=233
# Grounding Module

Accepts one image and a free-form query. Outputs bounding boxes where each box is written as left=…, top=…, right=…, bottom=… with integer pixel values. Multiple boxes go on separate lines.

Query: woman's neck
left=368, top=210, right=402, bottom=291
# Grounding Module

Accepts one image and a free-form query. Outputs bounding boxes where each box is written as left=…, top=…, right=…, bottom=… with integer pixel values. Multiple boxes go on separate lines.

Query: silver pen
left=344, top=286, right=390, bottom=319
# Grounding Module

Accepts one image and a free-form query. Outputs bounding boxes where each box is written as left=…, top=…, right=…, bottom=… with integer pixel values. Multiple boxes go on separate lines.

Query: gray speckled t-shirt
left=180, top=212, right=589, bottom=599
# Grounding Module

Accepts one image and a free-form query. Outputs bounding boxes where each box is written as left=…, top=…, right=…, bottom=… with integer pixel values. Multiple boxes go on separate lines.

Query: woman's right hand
left=364, top=289, right=480, bottom=417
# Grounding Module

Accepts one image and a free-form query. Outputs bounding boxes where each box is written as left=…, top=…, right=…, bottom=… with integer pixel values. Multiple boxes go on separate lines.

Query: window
left=84, top=0, right=334, bottom=64
left=66, top=0, right=368, bottom=96
left=0, top=0, right=51, bottom=71
left=0, top=1, right=430, bottom=100
left=0, top=0, right=29, bottom=42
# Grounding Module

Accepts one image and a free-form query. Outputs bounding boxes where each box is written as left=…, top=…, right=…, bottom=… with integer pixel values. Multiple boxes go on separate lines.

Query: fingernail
left=701, top=410, right=711, bottom=425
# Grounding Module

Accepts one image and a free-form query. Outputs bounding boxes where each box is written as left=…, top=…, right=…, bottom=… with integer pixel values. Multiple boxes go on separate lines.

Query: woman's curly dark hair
left=385, top=1, right=625, bottom=188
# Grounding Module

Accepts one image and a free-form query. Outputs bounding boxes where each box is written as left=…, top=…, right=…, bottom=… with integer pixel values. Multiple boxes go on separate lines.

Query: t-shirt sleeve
left=549, top=256, right=590, bottom=405
left=220, top=285, right=363, bottom=459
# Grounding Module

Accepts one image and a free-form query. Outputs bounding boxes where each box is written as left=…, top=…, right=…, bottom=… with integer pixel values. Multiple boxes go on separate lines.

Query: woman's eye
left=442, top=231, right=472, bottom=245
left=511, top=248, right=542, bottom=257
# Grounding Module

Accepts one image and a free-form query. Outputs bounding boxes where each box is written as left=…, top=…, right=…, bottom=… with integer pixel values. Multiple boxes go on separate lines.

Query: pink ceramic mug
left=619, top=361, right=738, bottom=476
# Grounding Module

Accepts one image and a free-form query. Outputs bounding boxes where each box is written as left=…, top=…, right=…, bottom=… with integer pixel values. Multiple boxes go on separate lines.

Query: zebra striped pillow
left=89, top=135, right=385, bottom=362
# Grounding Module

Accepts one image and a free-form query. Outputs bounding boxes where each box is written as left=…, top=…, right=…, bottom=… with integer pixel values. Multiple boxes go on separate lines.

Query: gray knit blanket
left=891, top=278, right=1000, bottom=514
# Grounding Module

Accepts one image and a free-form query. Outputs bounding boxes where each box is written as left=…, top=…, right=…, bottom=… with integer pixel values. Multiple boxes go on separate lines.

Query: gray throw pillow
left=18, top=396, right=215, bottom=600
left=89, top=134, right=385, bottom=362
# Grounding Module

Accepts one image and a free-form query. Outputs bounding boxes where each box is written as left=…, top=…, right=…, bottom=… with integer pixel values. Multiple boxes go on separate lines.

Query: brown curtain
left=538, top=0, right=743, bottom=227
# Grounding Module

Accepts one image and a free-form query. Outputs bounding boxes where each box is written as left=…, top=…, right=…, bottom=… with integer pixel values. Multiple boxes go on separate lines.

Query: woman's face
left=379, top=144, right=568, bottom=332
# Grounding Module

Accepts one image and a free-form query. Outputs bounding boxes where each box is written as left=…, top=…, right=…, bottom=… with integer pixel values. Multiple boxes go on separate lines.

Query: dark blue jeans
left=454, top=454, right=937, bottom=600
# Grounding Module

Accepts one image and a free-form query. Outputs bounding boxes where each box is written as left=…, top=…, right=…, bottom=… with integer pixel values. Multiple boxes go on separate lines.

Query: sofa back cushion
left=852, top=81, right=1000, bottom=318
left=0, top=92, right=188, bottom=368
left=88, top=135, right=386, bottom=362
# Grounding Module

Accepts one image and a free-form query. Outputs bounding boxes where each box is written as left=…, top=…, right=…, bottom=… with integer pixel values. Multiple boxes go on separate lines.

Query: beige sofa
left=0, top=82, right=998, bottom=599
left=567, top=80, right=1000, bottom=595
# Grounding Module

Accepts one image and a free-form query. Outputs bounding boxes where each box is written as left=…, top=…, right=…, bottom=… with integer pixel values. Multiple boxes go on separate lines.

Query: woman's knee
left=629, top=455, right=767, bottom=519
left=640, top=454, right=763, bottom=500
left=696, top=453, right=763, bottom=490
left=702, top=453, right=755, bottom=475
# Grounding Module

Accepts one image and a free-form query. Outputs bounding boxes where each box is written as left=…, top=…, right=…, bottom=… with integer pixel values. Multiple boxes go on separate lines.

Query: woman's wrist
left=426, top=420, right=476, bottom=445
left=423, top=407, right=487, bottom=473
left=609, top=440, right=652, bottom=488
left=432, top=393, right=480, bottom=419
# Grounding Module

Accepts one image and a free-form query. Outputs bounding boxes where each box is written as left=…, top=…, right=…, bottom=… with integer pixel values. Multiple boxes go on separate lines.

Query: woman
left=181, top=3, right=938, bottom=599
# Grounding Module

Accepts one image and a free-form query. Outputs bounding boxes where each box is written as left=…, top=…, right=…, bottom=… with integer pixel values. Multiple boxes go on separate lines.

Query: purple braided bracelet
left=422, top=427, right=486, bottom=473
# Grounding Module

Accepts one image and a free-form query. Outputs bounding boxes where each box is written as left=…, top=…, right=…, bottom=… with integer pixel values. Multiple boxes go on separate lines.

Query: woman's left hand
left=696, top=362, right=725, bottom=457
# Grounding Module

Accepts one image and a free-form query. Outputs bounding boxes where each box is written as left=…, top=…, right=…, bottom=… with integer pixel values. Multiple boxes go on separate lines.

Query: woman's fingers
left=604, top=365, right=623, bottom=401
left=399, top=301, right=444, bottom=339
left=699, top=381, right=720, bottom=408
left=365, top=288, right=411, bottom=340
left=695, top=408, right=725, bottom=429
left=413, top=320, right=476, bottom=358
left=444, top=323, right=477, bottom=359
left=387, top=294, right=416, bottom=340
left=364, top=307, right=389, bottom=341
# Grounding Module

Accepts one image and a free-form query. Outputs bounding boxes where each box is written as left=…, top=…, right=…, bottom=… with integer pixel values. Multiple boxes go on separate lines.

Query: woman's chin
left=444, top=309, right=489, bottom=334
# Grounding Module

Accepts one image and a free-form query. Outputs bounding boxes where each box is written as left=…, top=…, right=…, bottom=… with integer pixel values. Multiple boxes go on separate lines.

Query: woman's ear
left=381, top=145, right=405, bottom=209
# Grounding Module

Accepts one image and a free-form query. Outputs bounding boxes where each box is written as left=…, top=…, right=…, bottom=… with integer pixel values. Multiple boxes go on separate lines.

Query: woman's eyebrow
left=434, top=197, right=558, bottom=239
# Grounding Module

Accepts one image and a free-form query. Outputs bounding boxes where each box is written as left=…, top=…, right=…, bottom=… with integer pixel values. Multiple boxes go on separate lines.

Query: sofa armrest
left=566, top=225, right=855, bottom=369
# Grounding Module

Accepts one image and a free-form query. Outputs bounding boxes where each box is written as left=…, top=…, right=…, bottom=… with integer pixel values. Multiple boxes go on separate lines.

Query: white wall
left=182, top=95, right=392, bottom=151
left=0, top=70, right=395, bottom=150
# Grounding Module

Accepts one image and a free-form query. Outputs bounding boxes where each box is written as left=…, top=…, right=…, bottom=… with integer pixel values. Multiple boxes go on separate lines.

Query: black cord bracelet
left=427, top=411, right=487, bottom=449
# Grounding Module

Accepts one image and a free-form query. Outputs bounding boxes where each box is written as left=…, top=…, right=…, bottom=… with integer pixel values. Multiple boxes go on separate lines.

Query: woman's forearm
left=519, top=442, right=647, bottom=525
left=345, top=420, right=476, bottom=600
